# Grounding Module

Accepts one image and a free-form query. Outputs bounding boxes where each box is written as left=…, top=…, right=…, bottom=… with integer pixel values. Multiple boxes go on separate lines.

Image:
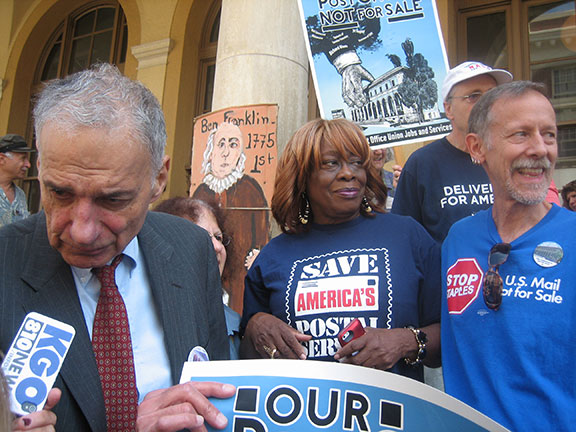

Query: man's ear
left=466, top=133, right=485, bottom=164
left=444, top=100, right=454, bottom=122
left=150, top=155, right=170, bottom=203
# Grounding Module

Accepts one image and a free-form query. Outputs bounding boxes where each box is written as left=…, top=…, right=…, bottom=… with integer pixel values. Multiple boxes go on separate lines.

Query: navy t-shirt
left=392, top=137, right=493, bottom=242
left=242, top=213, right=440, bottom=381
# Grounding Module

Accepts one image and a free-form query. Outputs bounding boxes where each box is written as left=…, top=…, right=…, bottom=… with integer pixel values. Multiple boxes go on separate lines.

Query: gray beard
left=505, top=177, right=550, bottom=205
left=506, top=158, right=552, bottom=205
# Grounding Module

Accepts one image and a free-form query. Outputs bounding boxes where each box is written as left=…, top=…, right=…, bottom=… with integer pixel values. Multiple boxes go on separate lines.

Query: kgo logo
left=446, top=258, right=483, bottom=314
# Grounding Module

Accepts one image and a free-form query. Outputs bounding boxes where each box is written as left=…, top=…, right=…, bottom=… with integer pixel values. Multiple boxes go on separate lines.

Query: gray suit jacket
left=0, top=211, right=229, bottom=431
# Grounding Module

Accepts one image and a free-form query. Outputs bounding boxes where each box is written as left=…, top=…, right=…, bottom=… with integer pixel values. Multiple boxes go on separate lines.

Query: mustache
left=511, top=157, right=551, bottom=171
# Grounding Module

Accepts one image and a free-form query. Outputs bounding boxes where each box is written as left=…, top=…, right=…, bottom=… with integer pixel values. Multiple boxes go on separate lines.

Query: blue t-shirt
left=392, top=137, right=493, bottom=242
left=442, top=205, right=576, bottom=431
left=242, top=213, right=440, bottom=381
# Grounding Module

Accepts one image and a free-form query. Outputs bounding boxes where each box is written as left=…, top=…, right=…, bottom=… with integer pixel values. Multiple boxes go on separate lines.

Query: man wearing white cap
left=392, top=61, right=513, bottom=243
left=0, top=134, right=34, bottom=227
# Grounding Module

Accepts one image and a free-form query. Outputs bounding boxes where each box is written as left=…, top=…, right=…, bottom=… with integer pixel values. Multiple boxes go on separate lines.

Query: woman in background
left=561, top=180, right=576, bottom=211
left=154, top=197, right=241, bottom=359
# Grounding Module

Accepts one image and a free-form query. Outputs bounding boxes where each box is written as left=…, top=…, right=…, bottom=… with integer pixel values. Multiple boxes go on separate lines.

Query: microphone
left=1, top=312, right=75, bottom=415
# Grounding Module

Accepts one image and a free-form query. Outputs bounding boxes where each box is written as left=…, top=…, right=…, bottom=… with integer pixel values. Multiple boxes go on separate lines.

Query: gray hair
left=33, top=63, right=166, bottom=173
left=468, top=81, right=549, bottom=145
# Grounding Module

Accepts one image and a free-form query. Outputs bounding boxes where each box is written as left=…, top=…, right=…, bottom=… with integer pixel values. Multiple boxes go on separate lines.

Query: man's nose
left=528, top=133, right=550, bottom=158
left=68, top=200, right=101, bottom=245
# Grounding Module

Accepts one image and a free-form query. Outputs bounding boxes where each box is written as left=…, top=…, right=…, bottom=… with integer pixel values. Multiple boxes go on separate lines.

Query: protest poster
left=298, top=0, right=452, bottom=149
left=189, top=104, right=277, bottom=313
left=181, top=359, right=509, bottom=431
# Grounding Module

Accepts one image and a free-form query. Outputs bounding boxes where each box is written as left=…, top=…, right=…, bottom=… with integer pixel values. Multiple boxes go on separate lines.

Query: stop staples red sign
left=446, top=258, right=484, bottom=314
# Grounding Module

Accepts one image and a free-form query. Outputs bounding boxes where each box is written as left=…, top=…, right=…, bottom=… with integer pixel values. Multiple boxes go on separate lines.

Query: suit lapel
left=16, top=213, right=208, bottom=429
left=138, top=215, right=204, bottom=384
left=21, top=215, right=107, bottom=432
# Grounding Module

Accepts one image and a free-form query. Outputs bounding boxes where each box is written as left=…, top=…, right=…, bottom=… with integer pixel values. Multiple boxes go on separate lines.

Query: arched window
left=39, top=4, right=127, bottom=81
left=388, top=96, right=395, bottom=116
left=395, top=94, right=404, bottom=115
left=195, top=4, right=221, bottom=116
left=24, top=3, right=128, bottom=212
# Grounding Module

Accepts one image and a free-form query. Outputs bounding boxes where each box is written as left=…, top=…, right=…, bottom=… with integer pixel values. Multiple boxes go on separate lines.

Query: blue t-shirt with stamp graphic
left=242, top=213, right=440, bottom=381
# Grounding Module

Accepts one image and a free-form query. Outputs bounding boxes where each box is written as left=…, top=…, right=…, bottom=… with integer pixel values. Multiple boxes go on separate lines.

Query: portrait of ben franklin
left=192, top=121, right=269, bottom=312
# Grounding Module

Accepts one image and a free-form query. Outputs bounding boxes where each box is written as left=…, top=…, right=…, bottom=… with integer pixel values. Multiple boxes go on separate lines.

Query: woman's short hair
left=272, top=118, right=387, bottom=234
left=153, top=196, right=224, bottom=227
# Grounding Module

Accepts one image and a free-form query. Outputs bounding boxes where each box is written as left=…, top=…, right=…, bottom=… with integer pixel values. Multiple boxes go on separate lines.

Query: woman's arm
left=333, top=322, right=440, bottom=370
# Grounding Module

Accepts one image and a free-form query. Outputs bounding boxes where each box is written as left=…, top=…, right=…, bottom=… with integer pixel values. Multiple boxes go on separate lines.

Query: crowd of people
left=0, top=60, right=574, bottom=432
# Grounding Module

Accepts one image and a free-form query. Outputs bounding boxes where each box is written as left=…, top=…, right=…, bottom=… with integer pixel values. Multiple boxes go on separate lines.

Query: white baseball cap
left=441, top=61, right=513, bottom=103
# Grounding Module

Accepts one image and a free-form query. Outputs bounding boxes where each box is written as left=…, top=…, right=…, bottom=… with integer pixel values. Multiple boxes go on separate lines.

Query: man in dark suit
left=0, top=64, right=234, bottom=431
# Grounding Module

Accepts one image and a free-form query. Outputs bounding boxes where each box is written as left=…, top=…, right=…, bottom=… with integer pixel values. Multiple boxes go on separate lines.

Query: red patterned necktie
left=92, top=254, right=138, bottom=431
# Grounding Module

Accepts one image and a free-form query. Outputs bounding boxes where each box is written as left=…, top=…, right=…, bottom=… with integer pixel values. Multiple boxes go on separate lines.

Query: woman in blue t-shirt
left=240, top=119, right=441, bottom=381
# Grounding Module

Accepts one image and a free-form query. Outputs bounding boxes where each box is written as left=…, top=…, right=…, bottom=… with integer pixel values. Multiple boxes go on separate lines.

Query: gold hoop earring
left=362, top=196, right=373, bottom=213
left=299, top=194, right=311, bottom=224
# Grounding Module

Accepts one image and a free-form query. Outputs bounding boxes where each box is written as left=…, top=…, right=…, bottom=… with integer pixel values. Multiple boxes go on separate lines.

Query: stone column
left=213, top=0, right=309, bottom=153
left=211, top=1, right=309, bottom=312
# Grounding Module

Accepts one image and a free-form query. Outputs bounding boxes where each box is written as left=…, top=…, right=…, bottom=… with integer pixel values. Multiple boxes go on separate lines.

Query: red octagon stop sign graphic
left=446, top=258, right=484, bottom=314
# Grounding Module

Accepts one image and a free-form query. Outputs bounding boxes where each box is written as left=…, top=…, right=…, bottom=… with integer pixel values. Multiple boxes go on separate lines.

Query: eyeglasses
left=483, top=243, right=511, bottom=310
left=448, top=91, right=484, bottom=104
left=209, top=232, right=231, bottom=247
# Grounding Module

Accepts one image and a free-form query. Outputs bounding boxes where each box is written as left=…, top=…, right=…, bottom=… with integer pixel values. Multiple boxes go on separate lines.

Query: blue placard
left=181, top=360, right=509, bottom=431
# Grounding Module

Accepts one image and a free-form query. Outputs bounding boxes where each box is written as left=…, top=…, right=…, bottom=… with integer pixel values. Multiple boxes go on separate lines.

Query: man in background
left=392, top=61, right=513, bottom=242
left=0, top=134, right=33, bottom=227
left=442, top=81, right=575, bottom=431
